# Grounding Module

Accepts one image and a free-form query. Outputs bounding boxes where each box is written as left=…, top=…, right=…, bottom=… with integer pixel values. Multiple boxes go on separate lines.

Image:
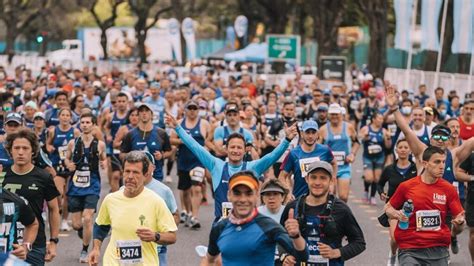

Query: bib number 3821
left=116, top=240, right=143, bottom=264
left=415, top=210, right=441, bottom=231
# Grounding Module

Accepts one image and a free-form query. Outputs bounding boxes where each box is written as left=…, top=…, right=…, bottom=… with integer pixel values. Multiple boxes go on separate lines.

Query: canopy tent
left=223, top=43, right=267, bottom=63
left=203, top=46, right=235, bottom=60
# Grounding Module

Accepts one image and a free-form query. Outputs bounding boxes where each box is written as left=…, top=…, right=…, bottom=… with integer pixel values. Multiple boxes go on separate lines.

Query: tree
left=237, top=0, right=264, bottom=46
left=306, top=0, right=347, bottom=64
left=255, top=0, right=296, bottom=34
left=128, top=0, right=172, bottom=63
left=356, top=0, right=388, bottom=78
left=0, top=0, right=50, bottom=63
left=78, top=0, right=125, bottom=60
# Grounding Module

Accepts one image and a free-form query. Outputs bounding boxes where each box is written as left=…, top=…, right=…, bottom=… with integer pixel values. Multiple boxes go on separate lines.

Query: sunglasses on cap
left=432, top=135, right=449, bottom=142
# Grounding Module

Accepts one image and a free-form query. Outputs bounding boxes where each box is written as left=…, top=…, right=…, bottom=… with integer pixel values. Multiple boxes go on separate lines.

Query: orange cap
left=229, top=175, right=259, bottom=190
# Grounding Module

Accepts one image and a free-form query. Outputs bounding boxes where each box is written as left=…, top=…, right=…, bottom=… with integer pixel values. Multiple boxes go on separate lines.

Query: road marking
left=379, top=230, right=389, bottom=234
left=358, top=204, right=370, bottom=208
left=59, top=233, right=69, bottom=237
left=364, top=209, right=377, bottom=213
left=370, top=217, right=378, bottom=220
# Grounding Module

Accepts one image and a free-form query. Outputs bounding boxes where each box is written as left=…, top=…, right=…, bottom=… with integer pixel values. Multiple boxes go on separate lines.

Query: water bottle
left=398, top=199, right=413, bottom=230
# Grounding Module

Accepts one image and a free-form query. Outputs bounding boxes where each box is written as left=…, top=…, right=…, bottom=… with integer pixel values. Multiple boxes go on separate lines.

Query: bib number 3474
left=116, top=240, right=143, bottom=264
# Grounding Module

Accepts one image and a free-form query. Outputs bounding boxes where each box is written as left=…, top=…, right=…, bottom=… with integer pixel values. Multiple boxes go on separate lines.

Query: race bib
left=73, top=170, right=91, bottom=188
left=368, top=144, right=382, bottom=155
left=333, top=135, right=342, bottom=140
left=350, top=100, right=359, bottom=110
left=308, top=254, right=329, bottom=265
left=388, top=124, right=397, bottom=136
left=332, top=151, right=346, bottom=166
left=416, top=210, right=441, bottom=231
left=299, top=157, right=320, bottom=177
left=113, top=149, right=121, bottom=155
left=16, top=222, right=25, bottom=245
left=58, top=146, right=68, bottom=161
left=190, top=167, right=205, bottom=183
left=116, top=240, right=143, bottom=264
left=222, top=202, right=233, bottom=218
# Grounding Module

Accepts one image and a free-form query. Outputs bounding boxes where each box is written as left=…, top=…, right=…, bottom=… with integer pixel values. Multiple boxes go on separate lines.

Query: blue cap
left=302, top=120, right=319, bottom=132
left=323, top=89, right=331, bottom=95
left=73, top=81, right=82, bottom=88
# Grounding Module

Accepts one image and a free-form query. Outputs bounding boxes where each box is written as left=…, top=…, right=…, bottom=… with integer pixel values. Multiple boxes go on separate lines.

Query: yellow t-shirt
left=96, top=187, right=178, bottom=265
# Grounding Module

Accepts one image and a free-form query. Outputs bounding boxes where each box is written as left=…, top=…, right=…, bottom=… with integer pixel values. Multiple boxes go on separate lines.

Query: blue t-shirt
left=145, top=179, right=178, bottom=213
left=283, top=144, right=334, bottom=197
left=208, top=214, right=308, bottom=266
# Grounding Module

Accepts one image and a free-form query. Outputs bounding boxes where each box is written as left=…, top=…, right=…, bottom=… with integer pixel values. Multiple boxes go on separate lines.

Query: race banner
left=452, top=0, right=474, bottom=54
left=394, top=0, right=414, bottom=51
left=182, top=17, right=196, bottom=60
left=234, top=15, right=248, bottom=38
left=168, top=18, right=182, bottom=64
left=421, top=0, right=443, bottom=51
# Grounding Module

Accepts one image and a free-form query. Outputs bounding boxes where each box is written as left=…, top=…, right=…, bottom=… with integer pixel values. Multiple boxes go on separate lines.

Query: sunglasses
left=432, top=135, right=449, bottom=142
left=187, top=106, right=198, bottom=110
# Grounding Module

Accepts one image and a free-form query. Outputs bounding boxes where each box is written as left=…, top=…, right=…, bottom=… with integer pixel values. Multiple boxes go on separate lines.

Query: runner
left=165, top=111, right=298, bottom=223
left=280, top=161, right=366, bottom=265
left=88, top=151, right=177, bottom=266
left=457, top=151, right=474, bottom=263
left=170, top=100, right=211, bottom=229
left=121, top=103, right=172, bottom=182
left=385, top=146, right=465, bottom=265
left=377, top=138, right=417, bottom=265
left=459, top=99, right=474, bottom=140
left=0, top=187, right=39, bottom=261
left=3, top=129, right=61, bottom=265
left=63, top=113, right=107, bottom=263
left=0, top=113, right=23, bottom=171
left=45, top=91, right=78, bottom=128
left=359, top=111, right=391, bottom=205
left=319, top=103, right=359, bottom=202
left=279, top=120, right=337, bottom=200
left=45, top=108, right=81, bottom=231
left=202, top=170, right=308, bottom=265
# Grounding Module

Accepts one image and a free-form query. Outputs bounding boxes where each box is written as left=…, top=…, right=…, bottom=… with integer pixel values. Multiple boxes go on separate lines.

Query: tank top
left=363, top=125, right=384, bottom=158
left=50, top=126, right=75, bottom=166
left=177, top=119, right=205, bottom=171
left=326, top=122, right=351, bottom=167
left=459, top=117, right=474, bottom=140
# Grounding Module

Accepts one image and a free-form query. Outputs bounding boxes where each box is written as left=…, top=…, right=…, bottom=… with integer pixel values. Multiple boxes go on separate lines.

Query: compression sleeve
left=93, top=223, right=111, bottom=241
left=377, top=167, right=389, bottom=195
left=250, top=139, right=290, bottom=176
left=339, top=206, right=366, bottom=261
left=176, top=125, right=218, bottom=171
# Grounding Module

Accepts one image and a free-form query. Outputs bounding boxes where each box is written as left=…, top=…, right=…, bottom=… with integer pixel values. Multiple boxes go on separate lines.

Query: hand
left=393, top=210, right=409, bottom=222
left=317, top=243, right=341, bottom=259
left=66, top=162, right=76, bottom=172
left=284, top=123, right=298, bottom=140
left=11, top=244, right=27, bottom=260
left=106, top=134, right=113, bottom=143
left=136, top=228, right=156, bottom=242
left=452, top=216, right=465, bottom=226
left=99, top=160, right=106, bottom=169
left=283, top=255, right=296, bottom=266
left=46, top=144, right=55, bottom=153
left=287, top=193, right=295, bottom=202
left=164, top=111, right=178, bottom=129
left=88, top=248, right=100, bottom=266
left=345, top=153, right=355, bottom=163
left=284, top=209, right=301, bottom=238
left=154, top=151, right=163, bottom=161
left=380, top=192, right=388, bottom=201
left=45, top=242, right=57, bottom=262
left=384, top=85, right=399, bottom=108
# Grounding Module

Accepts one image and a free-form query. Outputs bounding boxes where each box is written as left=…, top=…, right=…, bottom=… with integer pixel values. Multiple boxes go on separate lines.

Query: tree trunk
left=5, top=25, right=17, bottom=63
left=367, top=4, right=387, bottom=78
left=100, top=29, right=108, bottom=60
left=423, top=51, right=438, bottom=71
left=137, top=30, right=147, bottom=63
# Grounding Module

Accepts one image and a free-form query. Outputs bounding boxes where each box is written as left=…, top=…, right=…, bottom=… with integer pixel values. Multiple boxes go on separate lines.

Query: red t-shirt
left=389, top=176, right=464, bottom=250
left=458, top=117, right=474, bottom=140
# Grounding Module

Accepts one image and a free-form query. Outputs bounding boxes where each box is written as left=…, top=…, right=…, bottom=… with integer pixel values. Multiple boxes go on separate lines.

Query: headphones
left=294, top=194, right=339, bottom=243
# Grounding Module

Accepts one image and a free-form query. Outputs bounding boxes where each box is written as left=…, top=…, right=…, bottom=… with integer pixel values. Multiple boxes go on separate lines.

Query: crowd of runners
left=0, top=61, right=472, bottom=265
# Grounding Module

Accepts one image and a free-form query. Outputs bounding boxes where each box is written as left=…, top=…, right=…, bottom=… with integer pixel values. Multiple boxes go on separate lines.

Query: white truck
left=47, top=39, right=83, bottom=69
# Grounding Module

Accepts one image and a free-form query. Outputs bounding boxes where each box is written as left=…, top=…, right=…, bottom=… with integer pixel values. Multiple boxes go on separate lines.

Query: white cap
left=328, top=103, right=342, bottom=114
left=33, top=111, right=46, bottom=120
left=25, top=101, right=38, bottom=110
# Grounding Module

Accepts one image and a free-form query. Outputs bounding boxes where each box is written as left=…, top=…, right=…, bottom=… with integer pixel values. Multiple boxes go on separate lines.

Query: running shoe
left=79, top=250, right=88, bottom=263
left=185, top=215, right=192, bottom=227
left=190, top=217, right=201, bottom=230
left=387, top=251, right=396, bottom=266
left=451, top=236, right=459, bottom=254
left=179, top=211, right=188, bottom=224
left=370, top=197, right=377, bottom=206
left=165, top=175, right=172, bottom=184
left=61, top=219, right=71, bottom=231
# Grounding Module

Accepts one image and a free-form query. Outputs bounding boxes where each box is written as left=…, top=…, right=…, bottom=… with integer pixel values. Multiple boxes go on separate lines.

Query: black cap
left=431, top=124, right=451, bottom=136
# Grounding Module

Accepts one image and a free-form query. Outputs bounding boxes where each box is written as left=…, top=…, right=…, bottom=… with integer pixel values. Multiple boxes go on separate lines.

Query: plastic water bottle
left=398, top=199, right=413, bottom=230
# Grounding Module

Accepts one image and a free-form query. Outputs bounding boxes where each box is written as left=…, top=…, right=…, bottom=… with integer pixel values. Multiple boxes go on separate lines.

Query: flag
left=181, top=17, right=196, bottom=60
left=421, top=0, right=443, bottom=51
left=452, top=0, right=474, bottom=54
left=394, top=0, right=415, bottom=51
left=168, top=18, right=182, bottom=64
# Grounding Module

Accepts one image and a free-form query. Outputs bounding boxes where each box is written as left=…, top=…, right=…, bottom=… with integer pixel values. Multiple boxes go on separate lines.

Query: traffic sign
left=266, top=34, right=300, bottom=63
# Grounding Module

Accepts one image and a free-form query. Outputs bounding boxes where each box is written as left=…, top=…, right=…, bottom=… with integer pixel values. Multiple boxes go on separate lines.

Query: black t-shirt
left=1, top=189, right=36, bottom=252
left=2, top=166, right=60, bottom=248
left=460, top=153, right=474, bottom=191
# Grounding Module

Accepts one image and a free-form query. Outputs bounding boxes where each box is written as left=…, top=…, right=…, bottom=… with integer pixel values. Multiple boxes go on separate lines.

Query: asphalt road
left=50, top=155, right=471, bottom=266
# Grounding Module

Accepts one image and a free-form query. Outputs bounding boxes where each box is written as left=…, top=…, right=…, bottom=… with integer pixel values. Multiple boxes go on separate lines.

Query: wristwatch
left=154, top=232, right=161, bottom=243
left=49, top=237, right=59, bottom=244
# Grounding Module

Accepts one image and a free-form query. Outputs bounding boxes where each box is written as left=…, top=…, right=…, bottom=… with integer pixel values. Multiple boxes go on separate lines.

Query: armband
left=93, top=223, right=111, bottom=241
left=351, top=137, right=360, bottom=145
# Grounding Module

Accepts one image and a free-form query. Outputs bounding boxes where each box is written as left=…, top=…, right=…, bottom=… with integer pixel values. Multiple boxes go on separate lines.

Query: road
left=51, top=155, right=471, bottom=266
